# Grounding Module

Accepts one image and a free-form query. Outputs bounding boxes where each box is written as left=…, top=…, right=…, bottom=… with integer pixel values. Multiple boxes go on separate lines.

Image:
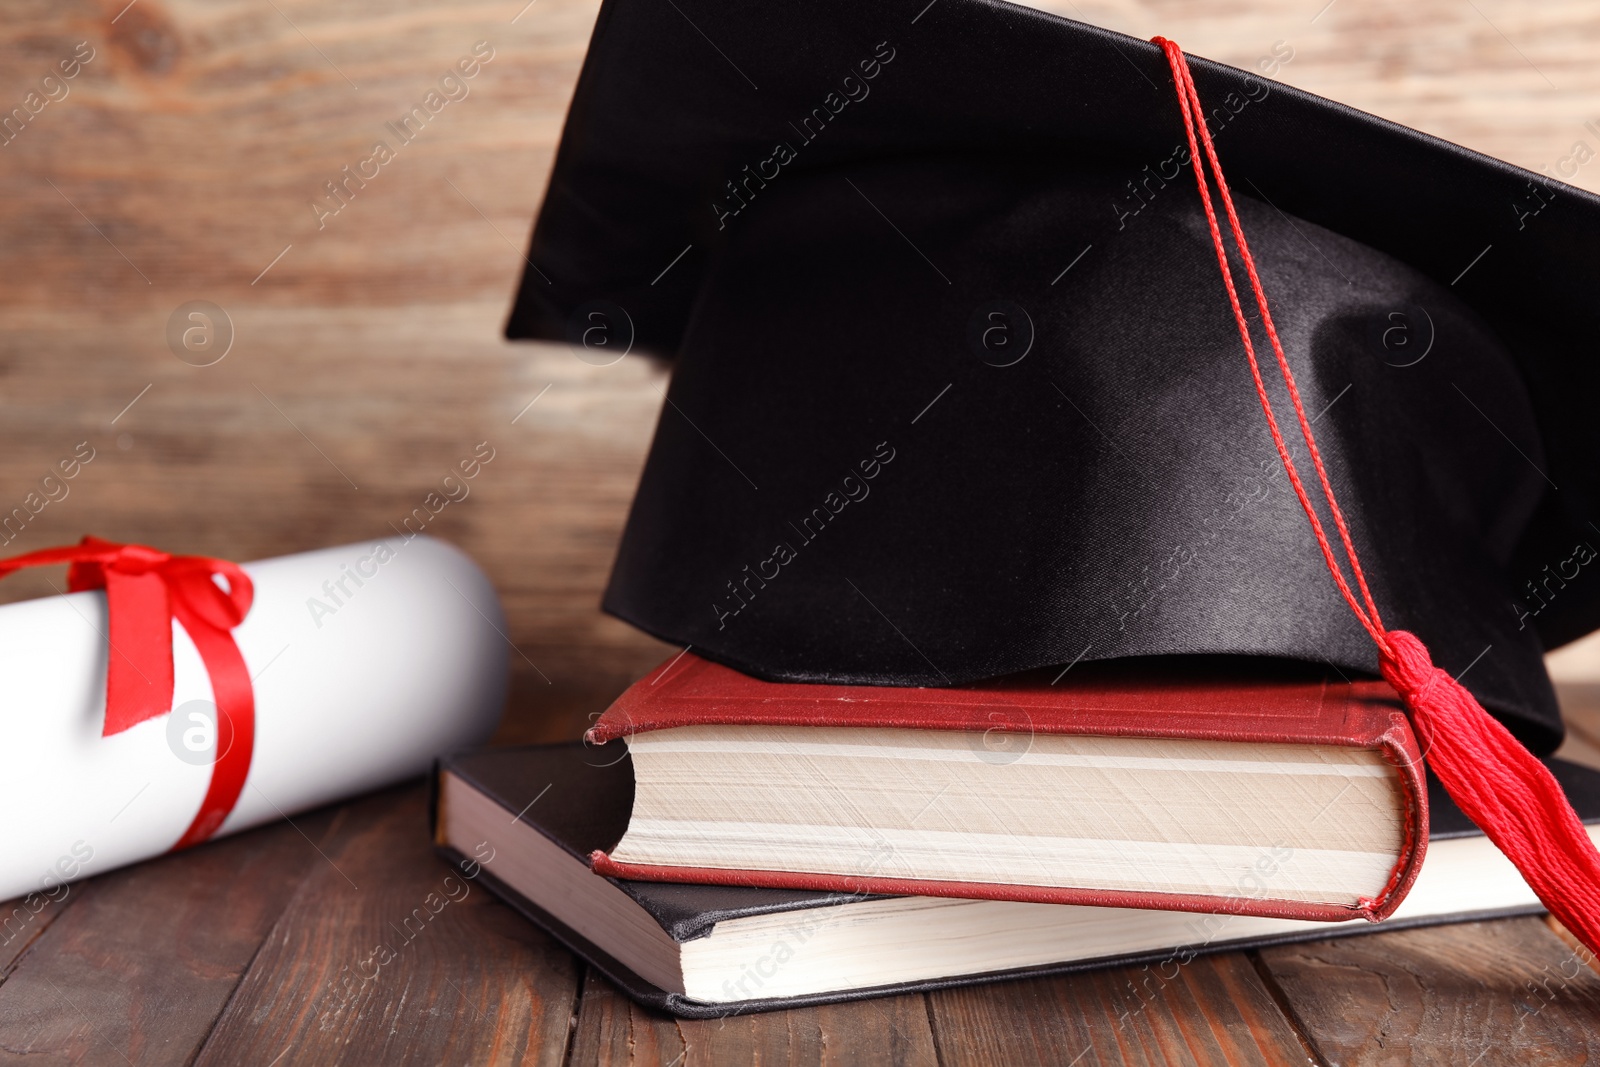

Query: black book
left=432, top=743, right=1600, bottom=1017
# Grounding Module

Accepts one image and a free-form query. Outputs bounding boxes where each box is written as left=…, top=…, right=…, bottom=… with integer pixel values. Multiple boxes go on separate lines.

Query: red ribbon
left=0, top=536, right=255, bottom=850
left=1153, top=37, right=1600, bottom=955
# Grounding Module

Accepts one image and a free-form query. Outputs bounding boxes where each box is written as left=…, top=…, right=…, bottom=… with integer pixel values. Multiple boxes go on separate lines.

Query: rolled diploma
left=0, top=535, right=506, bottom=902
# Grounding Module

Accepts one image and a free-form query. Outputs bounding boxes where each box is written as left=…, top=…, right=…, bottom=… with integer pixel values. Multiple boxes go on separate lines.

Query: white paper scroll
left=0, top=536, right=507, bottom=902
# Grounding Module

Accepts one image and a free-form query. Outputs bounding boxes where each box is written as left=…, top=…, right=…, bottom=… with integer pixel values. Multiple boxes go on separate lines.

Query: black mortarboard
left=507, top=0, right=1600, bottom=756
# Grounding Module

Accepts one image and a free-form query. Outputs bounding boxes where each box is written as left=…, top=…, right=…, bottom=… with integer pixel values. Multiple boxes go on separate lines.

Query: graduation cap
left=507, top=0, right=1600, bottom=947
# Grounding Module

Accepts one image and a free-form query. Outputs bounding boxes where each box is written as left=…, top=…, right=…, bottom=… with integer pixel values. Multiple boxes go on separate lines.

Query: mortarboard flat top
left=507, top=0, right=1600, bottom=754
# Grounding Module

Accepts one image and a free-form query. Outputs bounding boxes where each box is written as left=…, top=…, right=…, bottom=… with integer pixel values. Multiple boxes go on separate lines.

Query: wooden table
left=3, top=0, right=1600, bottom=1062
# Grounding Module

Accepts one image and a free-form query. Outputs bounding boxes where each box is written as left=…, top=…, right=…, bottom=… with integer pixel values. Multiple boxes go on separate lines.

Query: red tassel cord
left=1152, top=37, right=1600, bottom=953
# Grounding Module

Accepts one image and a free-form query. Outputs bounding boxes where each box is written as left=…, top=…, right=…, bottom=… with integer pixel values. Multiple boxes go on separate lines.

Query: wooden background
left=3, top=0, right=1600, bottom=1063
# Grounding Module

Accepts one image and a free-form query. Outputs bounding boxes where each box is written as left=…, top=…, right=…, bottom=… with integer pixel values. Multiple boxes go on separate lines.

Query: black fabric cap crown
left=507, top=0, right=1600, bottom=754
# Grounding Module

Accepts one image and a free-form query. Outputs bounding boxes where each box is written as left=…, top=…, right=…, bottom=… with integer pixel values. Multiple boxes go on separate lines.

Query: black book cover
left=432, top=742, right=1600, bottom=1017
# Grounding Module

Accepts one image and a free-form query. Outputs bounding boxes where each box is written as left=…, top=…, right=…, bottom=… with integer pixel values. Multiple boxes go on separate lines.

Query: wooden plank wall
left=2, top=0, right=1598, bottom=733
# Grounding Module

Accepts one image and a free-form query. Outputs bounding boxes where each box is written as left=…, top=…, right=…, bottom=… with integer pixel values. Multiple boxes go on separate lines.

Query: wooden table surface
left=5, top=0, right=1600, bottom=1062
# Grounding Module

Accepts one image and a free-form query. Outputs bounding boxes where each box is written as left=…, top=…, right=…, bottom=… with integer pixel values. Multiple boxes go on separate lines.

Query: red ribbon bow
left=0, top=536, right=256, bottom=850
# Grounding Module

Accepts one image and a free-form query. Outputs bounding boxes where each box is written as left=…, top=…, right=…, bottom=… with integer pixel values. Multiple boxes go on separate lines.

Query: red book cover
left=586, top=654, right=1427, bottom=922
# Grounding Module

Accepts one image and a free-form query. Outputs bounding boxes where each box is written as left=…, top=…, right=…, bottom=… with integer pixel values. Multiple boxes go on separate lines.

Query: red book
left=586, top=654, right=1428, bottom=923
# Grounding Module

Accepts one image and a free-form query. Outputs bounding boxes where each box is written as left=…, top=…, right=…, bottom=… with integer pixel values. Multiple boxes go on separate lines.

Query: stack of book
left=433, top=653, right=1600, bottom=1017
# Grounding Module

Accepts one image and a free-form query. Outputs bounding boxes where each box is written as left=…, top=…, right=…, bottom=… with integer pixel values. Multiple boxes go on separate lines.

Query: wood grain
left=0, top=888, right=79, bottom=977
left=1256, top=917, right=1600, bottom=1066
left=927, top=954, right=1313, bottom=1066
left=0, top=0, right=1595, bottom=321
left=0, top=0, right=599, bottom=311
left=0, top=306, right=676, bottom=729
left=1039, top=0, right=1600, bottom=197
left=192, top=784, right=581, bottom=1067
left=0, top=0, right=1598, bottom=1064
left=569, top=969, right=941, bottom=1067
left=0, top=804, right=342, bottom=1065
left=567, top=970, right=686, bottom=1067
left=1541, top=916, right=1600, bottom=982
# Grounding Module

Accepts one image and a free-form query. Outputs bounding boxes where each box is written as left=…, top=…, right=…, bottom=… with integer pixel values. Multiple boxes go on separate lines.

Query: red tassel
left=1381, top=631, right=1600, bottom=949
left=1153, top=36, right=1600, bottom=952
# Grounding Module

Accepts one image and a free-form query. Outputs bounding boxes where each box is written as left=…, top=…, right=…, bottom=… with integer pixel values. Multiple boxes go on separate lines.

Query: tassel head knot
left=1377, top=630, right=1442, bottom=710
